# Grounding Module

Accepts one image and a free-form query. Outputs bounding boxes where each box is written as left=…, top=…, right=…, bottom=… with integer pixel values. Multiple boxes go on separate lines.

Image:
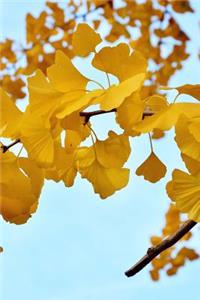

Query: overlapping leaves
left=1, top=10, right=200, bottom=281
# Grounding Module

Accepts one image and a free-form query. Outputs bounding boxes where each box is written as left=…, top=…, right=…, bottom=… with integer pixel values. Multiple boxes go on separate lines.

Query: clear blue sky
left=0, top=1, right=200, bottom=300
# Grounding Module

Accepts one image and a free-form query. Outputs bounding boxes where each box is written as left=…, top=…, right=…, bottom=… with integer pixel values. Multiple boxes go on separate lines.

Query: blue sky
left=0, top=1, right=200, bottom=300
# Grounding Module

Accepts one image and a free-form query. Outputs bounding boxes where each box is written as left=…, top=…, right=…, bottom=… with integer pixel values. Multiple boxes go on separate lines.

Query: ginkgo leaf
left=166, top=169, right=200, bottom=222
left=0, top=88, right=22, bottom=138
left=61, top=110, right=90, bottom=142
left=45, top=142, right=75, bottom=181
left=181, top=154, right=200, bottom=176
left=98, top=73, right=145, bottom=110
left=72, top=23, right=102, bottom=57
left=20, top=113, right=55, bottom=167
left=56, top=89, right=104, bottom=118
left=176, top=84, right=200, bottom=101
left=152, top=129, right=165, bottom=139
left=47, top=50, right=89, bottom=93
left=79, top=161, right=129, bottom=199
left=95, top=131, right=131, bottom=168
left=133, top=103, right=200, bottom=133
left=19, top=157, right=44, bottom=197
left=28, top=63, right=96, bottom=121
left=160, top=84, right=200, bottom=101
left=62, top=148, right=78, bottom=187
left=116, top=92, right=145, bottom=135
left=65, top=130, right=82, bottom=152
left=76, top=135, right=130, bottom=198
left=144, top=94, right=168, bottom=113
left=0, top=152, right=43, bottom=224
left=175, top=115, right=200, bottom=162
left=92, top=43, right=147, bottom=81
left=188, top=118, right=200, bottom=142
left=136, top=152, right=167, bottom=183
left=61, top=110, right=84, bottom=130
left=133, top=105, right=175, bottom=133
left=62, top=165, right=77, bottom=187
left=28, top=69, right=65, bottom=120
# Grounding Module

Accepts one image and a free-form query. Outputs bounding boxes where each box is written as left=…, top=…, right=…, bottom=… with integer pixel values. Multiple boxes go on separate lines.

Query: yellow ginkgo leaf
left=166, top=169, right=200, bottom=222
left=20, top=113, right=55, bottom=167
left=188, top=118, right=200, bottom=142
left=65, top=130, right=82, bottom=152
left=28, top=69, right=64, bottom=120
left=95, top=131, right=131, bottom=168
left=62, top=165, right=77, bottom=187
left=144, top=94, right=168, bottom=113
left=98, top=73, right=145, bottom=110
left=0, top=88, right=22, bottom=138
left=61, top=110, right=90, bottom=142
left=92, top=43, right=147, bottom=81
left=19, top=157, right=44, bottom=197
left=45, top=142, right=74, bottom=181
left=116, top=92, right=145, bottom=135
left=136, top=152, right=167, bottom=183
left=175, top=115, right=200, bottom=162
left=56, top=89, right=104, bottom=118
left=151, top=129, right=165, bottom=139
left=76, top=136, right=130, bottom=198
left=160, top=84, right=200, bottom=101
left=47, top=50, right=89, bottom=93
left=72, top=23, right=102, bottom=57
left=181, top=153, right=200, bottom=176
left=176, top=84, right=200, bottom=101
left=80, top=161, right=129, bottom=199
left=62, top=149, right=78, bottom=187
left=134, top=103, right=200, bottom=133
left=0, top=152, right=43, bottom=224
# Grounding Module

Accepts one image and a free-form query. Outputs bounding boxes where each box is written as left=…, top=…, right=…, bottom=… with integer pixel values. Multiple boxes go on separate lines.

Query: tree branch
left=124, top=219, right=197, bottom=277
left=0, top=139, right=21, bottom=153
left=80, top=109, right=116, bottom=123
left=80, top=109, right=154, bottom=124
left=0, top=110, right=153, bottom=152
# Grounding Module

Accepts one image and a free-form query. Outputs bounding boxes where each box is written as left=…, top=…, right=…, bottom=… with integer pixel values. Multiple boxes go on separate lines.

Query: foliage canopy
left=0, top=0, right=200, bottom=281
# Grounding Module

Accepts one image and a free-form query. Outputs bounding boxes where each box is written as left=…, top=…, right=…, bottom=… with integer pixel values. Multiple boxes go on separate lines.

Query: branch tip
left=124, top=220, right=197, bottom=278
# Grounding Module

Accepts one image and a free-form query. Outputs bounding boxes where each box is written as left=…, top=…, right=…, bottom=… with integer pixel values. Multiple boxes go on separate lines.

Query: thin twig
left=124, top=219, right=197, bottom=277
left=80, top=109, right=154, bottom=124
left=0, top=110, right=153, bottom=152
left=80, top=109, right=116, bottom=123
left=0, top=139, right=21, bottom=153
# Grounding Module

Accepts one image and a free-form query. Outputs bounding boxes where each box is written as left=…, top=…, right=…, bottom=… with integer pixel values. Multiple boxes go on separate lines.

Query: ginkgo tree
left=0, top=0, right=200, bottom=281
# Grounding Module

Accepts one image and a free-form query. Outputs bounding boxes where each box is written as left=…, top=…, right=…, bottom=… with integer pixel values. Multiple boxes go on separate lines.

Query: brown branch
left=0, top=139, right=21, bottom=153
left=80, top=109, right=154, bottom=124
left=80, top=109, right=116, bottom=123
left=0, top=110, right=153, bottom=152
left=125, top=219, right=197, bottom=278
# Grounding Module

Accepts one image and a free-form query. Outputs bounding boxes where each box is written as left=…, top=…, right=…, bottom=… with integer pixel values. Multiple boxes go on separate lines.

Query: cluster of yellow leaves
left=1, top=23, right=200, bottom=228
left=0, top=0, right=193, bottom=101
left=162, top=85, right=200, bottom=223
left=0, top=1, right=199, bottom=280
left=0, top=24, right=148, bottom=224
left=150, top=205, right=199, bottom=281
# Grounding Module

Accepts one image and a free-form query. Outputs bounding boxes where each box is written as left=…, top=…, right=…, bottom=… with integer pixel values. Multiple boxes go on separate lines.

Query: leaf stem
left=105, top=71, right=111, bottom=88
left=173, top=92, right=180, bottom=103
left=148, top=133, right=154, bottom=152
left=90, top=79, right=105, bottom=90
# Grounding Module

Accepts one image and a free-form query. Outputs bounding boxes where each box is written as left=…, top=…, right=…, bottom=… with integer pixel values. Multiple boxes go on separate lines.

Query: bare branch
left=0, top=139, right=21, bottom=153
left=80, top=109, right=116, bottom=123
left=80, top=109, right=154, bottom=124
left=125, top=219, right=197, bottom=277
